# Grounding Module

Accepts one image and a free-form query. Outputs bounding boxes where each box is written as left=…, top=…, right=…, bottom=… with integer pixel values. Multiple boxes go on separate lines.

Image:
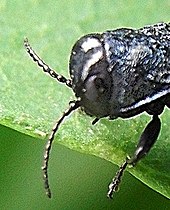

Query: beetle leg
left=107, top=160, right=128, bottom=198
left=127, top=115, right=161, bottom=165
left=107, top=115, right=161, bottom=198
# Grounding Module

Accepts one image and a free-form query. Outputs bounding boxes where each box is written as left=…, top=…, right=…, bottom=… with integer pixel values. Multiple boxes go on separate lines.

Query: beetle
left=24, top=22, right=170, bottom=198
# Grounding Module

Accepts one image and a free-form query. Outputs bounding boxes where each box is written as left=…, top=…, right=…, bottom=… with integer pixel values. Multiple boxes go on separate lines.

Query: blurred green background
left=1, top=124, right=170, bottom=209
left=0, top=0, right=170, bottom=209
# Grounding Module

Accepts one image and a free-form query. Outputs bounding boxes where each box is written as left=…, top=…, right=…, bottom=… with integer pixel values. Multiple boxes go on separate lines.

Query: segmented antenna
left=24, top=38, right=72, bottom=88
left=107, top=160, right=128, bottom=198
left=41, top=100, right=80, bottom=198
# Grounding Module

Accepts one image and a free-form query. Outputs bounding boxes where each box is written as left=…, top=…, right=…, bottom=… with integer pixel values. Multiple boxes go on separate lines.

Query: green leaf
left=0, top=0, right=170, bottom=200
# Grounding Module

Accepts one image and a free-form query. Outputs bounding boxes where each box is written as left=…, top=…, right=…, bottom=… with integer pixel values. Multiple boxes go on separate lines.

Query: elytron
left=24, top=22, right=170, bottom=198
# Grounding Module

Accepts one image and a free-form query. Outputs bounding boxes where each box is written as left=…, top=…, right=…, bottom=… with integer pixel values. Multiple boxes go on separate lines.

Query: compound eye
left=69, top=34, right=103, bottom=90
left=94, top=77, right=106, bottom=94
left=84, top=76, right=107, bottom=102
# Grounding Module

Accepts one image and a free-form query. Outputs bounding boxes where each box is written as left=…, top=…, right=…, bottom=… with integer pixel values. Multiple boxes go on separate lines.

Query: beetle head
left=69, top=34, right=112, bottom=118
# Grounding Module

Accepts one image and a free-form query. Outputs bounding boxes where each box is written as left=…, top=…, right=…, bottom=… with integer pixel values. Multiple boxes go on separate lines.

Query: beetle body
left=70, top=22, right=170, bottom=119
left=24, top=22, right=170, bottom=198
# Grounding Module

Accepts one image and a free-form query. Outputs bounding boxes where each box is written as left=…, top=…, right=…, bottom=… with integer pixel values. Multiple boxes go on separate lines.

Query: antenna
left=24, top=38, right=72, bottom=88
left=41, top=100, right=80, bottom=198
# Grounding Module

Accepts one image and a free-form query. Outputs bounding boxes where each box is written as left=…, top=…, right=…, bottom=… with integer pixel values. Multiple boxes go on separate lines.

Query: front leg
left=107, top=115, right=161, bottom=198
left=128, top=115, right=161, bottom=165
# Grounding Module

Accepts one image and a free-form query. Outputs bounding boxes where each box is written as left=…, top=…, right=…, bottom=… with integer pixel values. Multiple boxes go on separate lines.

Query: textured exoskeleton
left=24, top=22, right=170, bottom=198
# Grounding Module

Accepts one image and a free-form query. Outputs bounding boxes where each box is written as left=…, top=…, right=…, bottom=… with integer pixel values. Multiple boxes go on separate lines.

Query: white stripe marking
left=120, top=88, right=170, bottom=113
left=81, top=38, right=101, bottom=52
left=81, top=49, right=103, bottom=80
